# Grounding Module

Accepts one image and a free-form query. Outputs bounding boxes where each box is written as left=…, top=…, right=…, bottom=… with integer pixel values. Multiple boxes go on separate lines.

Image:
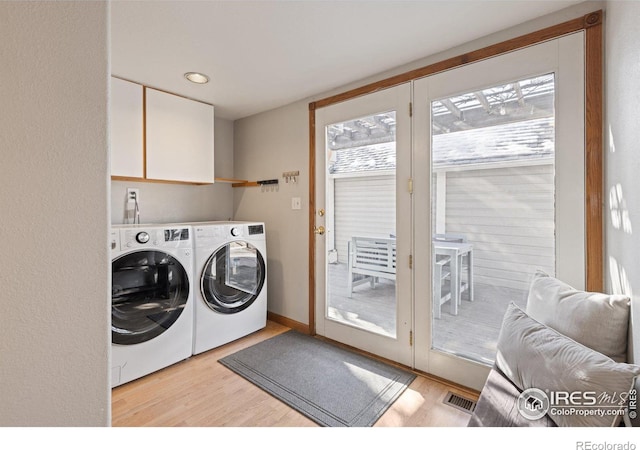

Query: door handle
left=314, top=226, right=325, bottom=235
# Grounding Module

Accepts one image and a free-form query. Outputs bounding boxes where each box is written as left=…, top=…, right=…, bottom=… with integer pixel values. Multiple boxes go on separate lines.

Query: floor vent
left=443, top=392, right=477, bottom=414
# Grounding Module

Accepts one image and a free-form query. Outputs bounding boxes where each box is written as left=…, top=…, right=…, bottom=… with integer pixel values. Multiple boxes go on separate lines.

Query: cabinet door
left=111, top=77, right=144, bottom=178
left=145, top=88, right=214, bottom=183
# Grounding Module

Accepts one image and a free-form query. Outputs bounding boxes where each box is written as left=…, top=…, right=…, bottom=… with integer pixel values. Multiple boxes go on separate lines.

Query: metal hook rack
left=232, top=171, right=300, bottom=188
left=257, top=179, right=279, bottom=192
left=282, top=170, right=300, bottom=184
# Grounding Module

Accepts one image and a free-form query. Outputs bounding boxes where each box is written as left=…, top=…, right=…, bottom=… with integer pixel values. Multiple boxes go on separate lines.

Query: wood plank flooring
left=111, top=321, right=476, bottom=427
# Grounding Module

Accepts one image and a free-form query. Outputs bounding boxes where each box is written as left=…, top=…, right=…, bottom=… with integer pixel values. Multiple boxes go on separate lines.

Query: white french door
left=413, top=33, right=586, bottom=390
left=314, top=83, right=413, bottom=366
left=312, top=32, right=587, bottom=390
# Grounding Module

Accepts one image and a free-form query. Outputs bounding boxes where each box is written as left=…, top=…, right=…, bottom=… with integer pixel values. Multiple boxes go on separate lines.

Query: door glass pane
left=431, top=74, right=555, bottom=364
left=201, top=241, right=265, bottom=314
left=325, top=111, right=397, bottom=338
left=225, top=242, right=260, bottom=295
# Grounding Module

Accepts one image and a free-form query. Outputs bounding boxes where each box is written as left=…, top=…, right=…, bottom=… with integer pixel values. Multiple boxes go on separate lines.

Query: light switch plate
left=291, top=197, right=301, bottom=210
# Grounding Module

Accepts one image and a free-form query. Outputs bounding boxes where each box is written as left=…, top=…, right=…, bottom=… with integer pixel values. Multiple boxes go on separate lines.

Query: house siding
left=444, top=164, right=555, bottom=290
left=332, top=164, right=555, bottom=291
left=333, top=174, right=396, bottom=264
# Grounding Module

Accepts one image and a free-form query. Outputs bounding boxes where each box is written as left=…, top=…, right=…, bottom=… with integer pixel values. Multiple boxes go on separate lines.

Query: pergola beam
left=432, top=121, right=450, bottom=134
left=513, top=83, right=526, bottom=107
left=441, top=98, right=464, bottom=120
left=474, top=91, right=492, bottom=112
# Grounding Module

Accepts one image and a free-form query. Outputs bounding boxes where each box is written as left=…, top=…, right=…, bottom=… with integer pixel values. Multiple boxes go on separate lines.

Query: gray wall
left=111, top=117, right=234, bottom=224
left=232, top=1, right=604, bottom=328
left=604, top=0, right=640, bottom=364
left=234, top=102, right=309, bottom=324
left=0, top=1, right=110, bottom=426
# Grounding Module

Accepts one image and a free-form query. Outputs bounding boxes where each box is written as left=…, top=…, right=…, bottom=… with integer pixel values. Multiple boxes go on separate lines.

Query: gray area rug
left=218, top=330, right=416, bottom=427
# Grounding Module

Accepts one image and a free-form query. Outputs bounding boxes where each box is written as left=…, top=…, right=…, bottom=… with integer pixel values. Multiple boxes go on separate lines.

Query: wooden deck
left=327, top=262, right=528, bottom=363
left=328, top=263, right=397, bottom=338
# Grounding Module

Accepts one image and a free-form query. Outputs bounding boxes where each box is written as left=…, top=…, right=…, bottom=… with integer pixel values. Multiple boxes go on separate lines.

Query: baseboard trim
left=267, top=312, right=310, bottom=335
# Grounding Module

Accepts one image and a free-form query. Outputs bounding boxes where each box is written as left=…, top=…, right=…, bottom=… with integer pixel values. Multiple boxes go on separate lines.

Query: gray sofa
left=467, top=365, right=557, bottom=427
left=466, top=271, right=640, bottom=427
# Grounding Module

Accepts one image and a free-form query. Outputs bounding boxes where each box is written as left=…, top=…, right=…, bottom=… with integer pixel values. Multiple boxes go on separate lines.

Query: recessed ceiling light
left=184, top=72, right=209, bottom=84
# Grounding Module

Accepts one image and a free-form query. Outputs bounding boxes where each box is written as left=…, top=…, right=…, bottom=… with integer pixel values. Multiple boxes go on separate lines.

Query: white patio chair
left=433, top=233, right=473, bottom=308
left=433, top=233, right=467, bottom=243
left=433, top=253, right=453, bottom=319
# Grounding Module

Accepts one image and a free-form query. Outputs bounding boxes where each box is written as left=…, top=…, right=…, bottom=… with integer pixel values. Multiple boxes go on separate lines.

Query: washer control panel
left=110, top=230, right=119, bottom=252
left=118, top=227, right=192, bottom=249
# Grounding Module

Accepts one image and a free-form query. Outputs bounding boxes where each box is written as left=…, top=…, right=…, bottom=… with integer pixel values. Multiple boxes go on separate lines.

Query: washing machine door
left=201, top=241, right=266, bottom=314
left=112, top=250, right=190, bottom=345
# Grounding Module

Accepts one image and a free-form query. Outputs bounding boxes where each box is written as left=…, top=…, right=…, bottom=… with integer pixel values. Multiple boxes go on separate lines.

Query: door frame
left=308, top=10, right=603, bottom=337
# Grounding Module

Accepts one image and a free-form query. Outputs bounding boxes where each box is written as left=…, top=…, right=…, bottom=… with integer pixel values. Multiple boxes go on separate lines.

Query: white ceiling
left=111, top=0, right=582, bottom=120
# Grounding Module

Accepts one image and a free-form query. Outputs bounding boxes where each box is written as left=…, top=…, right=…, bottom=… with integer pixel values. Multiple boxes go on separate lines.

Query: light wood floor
left=111, top=321, right=476, bottom=427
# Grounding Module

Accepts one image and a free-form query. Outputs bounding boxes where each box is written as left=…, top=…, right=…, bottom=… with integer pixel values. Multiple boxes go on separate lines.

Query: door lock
left=318, top=209, right=325, bottom=217
left=314, top=226, right=326, bottom=235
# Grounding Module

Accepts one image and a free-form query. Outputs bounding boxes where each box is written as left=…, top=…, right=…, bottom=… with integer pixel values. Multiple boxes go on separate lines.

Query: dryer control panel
left=248, top=224, right=264, bottom=235
left=229, top=223, right=264, bottom=237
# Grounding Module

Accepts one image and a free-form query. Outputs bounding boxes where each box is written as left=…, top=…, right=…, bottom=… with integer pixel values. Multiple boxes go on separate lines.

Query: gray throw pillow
left=526, top=271, right=630, bottom=362
left=496, top=303, right=640, bottom=427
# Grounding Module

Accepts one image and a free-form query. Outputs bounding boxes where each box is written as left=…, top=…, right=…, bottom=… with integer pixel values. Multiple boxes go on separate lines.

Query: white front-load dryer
left=110, top=224, right=194, bottom=387
left=190, top=221, right=267, bottom=354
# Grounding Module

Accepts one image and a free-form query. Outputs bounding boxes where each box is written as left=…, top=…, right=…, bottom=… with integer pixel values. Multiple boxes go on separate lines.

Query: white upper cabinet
left=145, top=88, right=215, bottom=184
left=111, top=77, right=144, bottom=178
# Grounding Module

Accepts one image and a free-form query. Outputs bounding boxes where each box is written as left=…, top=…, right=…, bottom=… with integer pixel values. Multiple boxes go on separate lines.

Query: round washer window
left=201, top=241, right=265, bottom=314
left=112, top=250, right=189, bottom=345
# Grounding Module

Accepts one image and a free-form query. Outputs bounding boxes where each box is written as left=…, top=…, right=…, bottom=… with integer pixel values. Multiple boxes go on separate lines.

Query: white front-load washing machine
left=190, top=221, right=267, bottom=354
left=110, top=224, right=194, bottom=387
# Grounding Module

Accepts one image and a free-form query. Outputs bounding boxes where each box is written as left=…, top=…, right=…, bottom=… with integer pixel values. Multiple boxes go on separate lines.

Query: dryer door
left=201, top=241, right=266, bottom=314
left=112, top=250, right=190, bottom=345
